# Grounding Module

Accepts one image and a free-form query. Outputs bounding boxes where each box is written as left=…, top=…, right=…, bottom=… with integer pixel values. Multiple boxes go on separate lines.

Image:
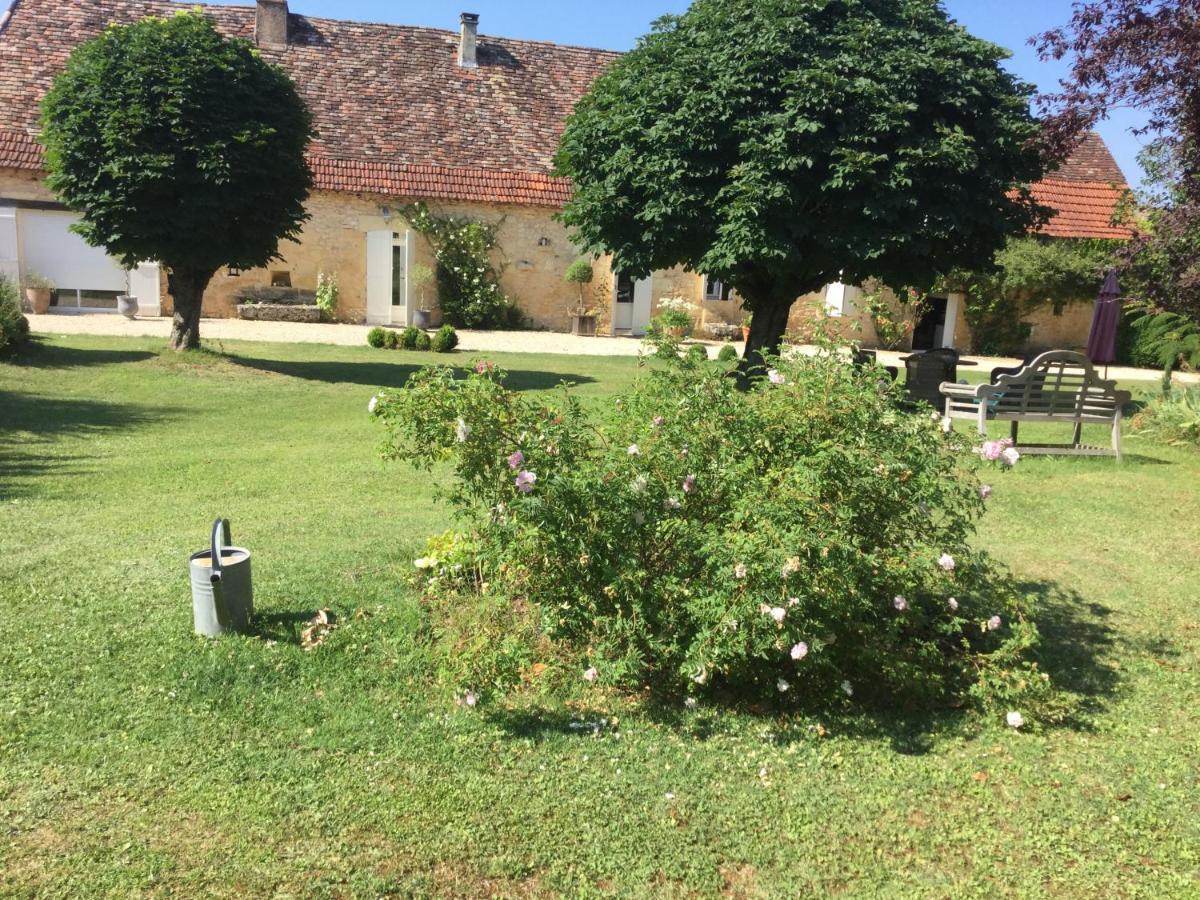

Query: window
left=49, top=288, right=123, bottom=311
left=616, top=272, right=635, bottom=304
left=704, top=276, right=733, bottom=301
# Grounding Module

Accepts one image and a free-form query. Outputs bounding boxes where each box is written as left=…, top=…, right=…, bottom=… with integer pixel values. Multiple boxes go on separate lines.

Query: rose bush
left=372, top=351, right=1048, bottom=712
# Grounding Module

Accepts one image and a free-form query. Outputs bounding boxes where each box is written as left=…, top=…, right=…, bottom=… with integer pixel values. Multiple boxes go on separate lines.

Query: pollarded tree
left=555, top=0, right=1046, bottom=364
left=40, top=11, right=312, bottom=350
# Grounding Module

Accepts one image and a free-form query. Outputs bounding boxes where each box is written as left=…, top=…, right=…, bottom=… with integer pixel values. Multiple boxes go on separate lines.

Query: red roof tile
left=0, top=0, right=1134, bottom=234
left=0, top=0, right=615, bottom=206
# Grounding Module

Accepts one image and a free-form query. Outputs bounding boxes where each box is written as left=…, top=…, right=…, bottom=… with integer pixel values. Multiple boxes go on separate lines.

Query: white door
left=366, top=230, right=410, bottom=326
left=0, top=204, right=17, bottom=285
left=612, top=273, right=653, bottom=335
left=128, top=262, right=162, bottom=317
left=19, top=210, right=128, bottom=310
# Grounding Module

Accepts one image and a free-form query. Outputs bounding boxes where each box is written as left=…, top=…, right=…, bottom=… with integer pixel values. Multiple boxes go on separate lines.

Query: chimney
left=256, top=0, right=289, bottom=48
left=458, top=12, right=479, bottom=69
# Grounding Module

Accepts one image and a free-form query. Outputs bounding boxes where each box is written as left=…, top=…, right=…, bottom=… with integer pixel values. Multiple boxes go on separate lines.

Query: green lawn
left=1, top=334, right=1197, bottom=897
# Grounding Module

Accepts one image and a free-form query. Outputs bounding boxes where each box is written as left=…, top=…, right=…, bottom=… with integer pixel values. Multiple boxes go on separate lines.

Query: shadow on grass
left=223, top=354, right=597, bottom=392
left=483, top=577, right=1124, bottom=754
left=8, top=338, right=157, bottom=369
left=0, top=389, right=175, bottom=499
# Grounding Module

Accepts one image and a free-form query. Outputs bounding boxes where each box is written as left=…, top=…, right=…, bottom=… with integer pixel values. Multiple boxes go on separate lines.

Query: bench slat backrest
left=989, top=351, right=1129, bottom=419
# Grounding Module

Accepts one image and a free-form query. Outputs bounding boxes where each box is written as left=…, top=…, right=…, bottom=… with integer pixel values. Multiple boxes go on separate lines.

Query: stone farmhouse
left=0, top=0, right=1132, bottom=352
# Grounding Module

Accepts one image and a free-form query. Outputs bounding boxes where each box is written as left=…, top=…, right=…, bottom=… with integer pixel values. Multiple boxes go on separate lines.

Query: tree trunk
left=168, top=268, right=214, bottom=351
left=741, top=299, right=793, bottom=374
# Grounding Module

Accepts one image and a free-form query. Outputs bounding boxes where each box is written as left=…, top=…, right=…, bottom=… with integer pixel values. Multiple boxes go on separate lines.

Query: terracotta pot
left=742, top=325, right=751, bottom=342
left=665, top=325, right=689, bottom=339
left=25, top=288, right=51, bottom=315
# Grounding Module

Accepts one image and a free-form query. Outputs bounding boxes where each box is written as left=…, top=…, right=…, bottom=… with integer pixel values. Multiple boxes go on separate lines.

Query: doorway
left=611, top=272, right=652, bottom=335
left=911, top=294, right=960, bottom=351
left=366, top=230, right=410, bottom=326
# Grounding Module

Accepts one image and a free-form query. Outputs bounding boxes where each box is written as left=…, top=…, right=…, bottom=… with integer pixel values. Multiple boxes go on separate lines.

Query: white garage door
left=20, top=210, right=128, bottom=310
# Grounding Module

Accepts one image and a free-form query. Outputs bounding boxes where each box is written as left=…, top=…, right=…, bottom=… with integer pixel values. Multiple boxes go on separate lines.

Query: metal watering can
left=190, top=519, right=253, bottom=637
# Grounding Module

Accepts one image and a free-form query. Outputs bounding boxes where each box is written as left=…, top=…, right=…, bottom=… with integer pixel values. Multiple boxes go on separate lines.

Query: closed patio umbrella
left=1087, top=269, right=1122, bottom=375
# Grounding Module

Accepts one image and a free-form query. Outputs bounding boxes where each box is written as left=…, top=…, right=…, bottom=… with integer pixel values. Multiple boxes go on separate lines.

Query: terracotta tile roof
left=0, top=0, right=1135, bottom=236
left=1030, top=178, right=1133, bottom=240
left=0, top=0, right=615, bottom=206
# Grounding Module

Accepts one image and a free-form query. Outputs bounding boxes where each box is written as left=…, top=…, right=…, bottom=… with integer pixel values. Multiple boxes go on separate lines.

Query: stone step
left=235, top=287, right=318, bottom=306
left=236, top=303, right=322, bottom=323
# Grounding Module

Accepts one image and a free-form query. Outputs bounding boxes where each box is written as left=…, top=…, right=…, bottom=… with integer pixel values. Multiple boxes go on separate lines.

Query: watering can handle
left=210, top=518, right=232, bottom=586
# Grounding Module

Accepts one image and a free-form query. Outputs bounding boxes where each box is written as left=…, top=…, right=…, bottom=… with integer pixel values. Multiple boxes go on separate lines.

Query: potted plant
left=22, top=272, right=54, bottom=314
left=410, top=263, right=435, bottom=330
left=657, top=296, right=695, bottom=338
left=742, top=312, right=752, bottom=343
left=564, top=258, right=596, bottom=336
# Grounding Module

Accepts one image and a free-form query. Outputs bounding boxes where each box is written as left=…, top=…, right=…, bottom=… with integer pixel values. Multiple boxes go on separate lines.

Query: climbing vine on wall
left=403, top=203, right=521, bottom=329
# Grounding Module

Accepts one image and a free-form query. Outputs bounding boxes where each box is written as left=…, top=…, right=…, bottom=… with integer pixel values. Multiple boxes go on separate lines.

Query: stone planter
left=116, top=294, right=139, bottom=320
left=570, top=313, right=597, bottom=337
left=413, top=308, right=433, bottom=330
left=25, top=288, right=51, bottom=315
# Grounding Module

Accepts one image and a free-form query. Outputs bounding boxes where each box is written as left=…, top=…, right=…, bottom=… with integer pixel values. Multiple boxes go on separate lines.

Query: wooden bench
left=939, top=350, right=1132, bottom=458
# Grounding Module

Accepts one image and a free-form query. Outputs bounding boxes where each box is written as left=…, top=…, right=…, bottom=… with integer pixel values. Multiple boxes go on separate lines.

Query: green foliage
left=372, top=351, right=1043, bottom=712
left=556, top=0, right=1045, bottom=354
left=862, top=284, right=928, bottom=351
left=0, top=275, right=30, bottom=354
left=685, top=343, right=709, bottom=365
left=315, top=272, right=339, bottom=321
left=408, top=263, right=435, bottom=311
left=400, top=326, right=421, bottom=351
left=564, top=259, right=594, bottom=286
left=383, top=329, right=401, bottom=350
left=366, top=326, right=387, bottom=349
left=1129, top=311, right=1200, bottom=389
left=956, top=237, right=1119, bottom=355
left=1133, top=386, right=1200, bottom=448
left=39, top=11, right=312, bottom=275
left=431, top=325, right=459, bottom=354
left=717, top=343, right=740, bottom=363
left=20, top=271, right=54, bottom=290
left=404, top=203, right=515, bottom=328
left=414, top=331, right=432, bottom=352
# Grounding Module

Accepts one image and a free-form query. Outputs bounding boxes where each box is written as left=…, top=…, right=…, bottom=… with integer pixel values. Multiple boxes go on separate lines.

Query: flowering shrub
left=404, top=202, right=518, bottom=329
left=372, top=351, right=1047, bottom=712
left=315, top=271, right=338, bottom=321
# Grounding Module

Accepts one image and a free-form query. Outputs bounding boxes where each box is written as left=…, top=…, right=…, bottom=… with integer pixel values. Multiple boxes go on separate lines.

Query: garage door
left=20, top=210, right=128, bottom=310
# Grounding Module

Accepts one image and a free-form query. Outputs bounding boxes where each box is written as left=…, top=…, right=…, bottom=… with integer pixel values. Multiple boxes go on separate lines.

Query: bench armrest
left=939, top=382, right=996, bottom=401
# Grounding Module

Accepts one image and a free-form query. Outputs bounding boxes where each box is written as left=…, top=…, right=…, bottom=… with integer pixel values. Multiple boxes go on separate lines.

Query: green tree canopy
left=40, top=11, right=313, bottom=349
left=555, top=0, right=1047, bottom=363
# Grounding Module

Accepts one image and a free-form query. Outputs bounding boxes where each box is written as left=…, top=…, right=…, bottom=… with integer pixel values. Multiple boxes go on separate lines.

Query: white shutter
left=365, top=230, right=393, bottom=325
left=0, top=204, right=18, bottom=284
left=19, top=210, right=127, bottom=292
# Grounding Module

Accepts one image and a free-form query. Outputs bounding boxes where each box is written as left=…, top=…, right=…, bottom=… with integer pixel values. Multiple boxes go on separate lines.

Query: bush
left=0, top=275, right=30, bottom=355
left=431, top=324, right=459, bottom=353
left=372, top=351, right=1045, bottom=714
left=717, top=343, right=740, bottom=363
left=367, top=326, right=387, bottom=348
left=315, top=272, right=338, bottom=321
left=685, top=343, right=709, bottom=365
left=383, top=329, right=401, bottom=350
left=399, top=326, right=421, bottom=350
left=1133, top=386, right=1200, bottom=448
left=414, top=330, right=432, bottom=352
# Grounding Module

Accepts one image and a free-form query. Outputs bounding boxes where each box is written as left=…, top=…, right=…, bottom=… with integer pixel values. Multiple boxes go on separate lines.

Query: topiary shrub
left=367, top=326, right=387, bottom=349
left=372, top=350, right=1048, bottom=720
left=685, top=343, right=709, bottom=365
left=717, top=343, right=739, bottom=363
left=414, top=330, right=432, bottom=352
left=0, top=275, right=30, bottom=355
left=383, top=329, right=401, bottom=350
left=431, top=324, right=459, bottom=353
left=400, top=326, right=421, bottom=350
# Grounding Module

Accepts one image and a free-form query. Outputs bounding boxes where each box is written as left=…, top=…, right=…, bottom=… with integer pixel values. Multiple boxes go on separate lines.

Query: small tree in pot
left=39, top=11, right=312, bottom=350
left=409, top=263, right=436, bottom=329
left=21, top=272, right=54, bottom=314
left=564, top=258, right=596, bottom=335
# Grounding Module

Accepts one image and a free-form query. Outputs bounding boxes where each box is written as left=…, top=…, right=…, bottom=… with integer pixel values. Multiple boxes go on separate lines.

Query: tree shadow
left=9, top=339, right=157, bottom=369
left=483, top=577, right=1125, bottom=754
left=0, top=389, right=174, bottom=499
left=223, top=354, right=597, bottom=392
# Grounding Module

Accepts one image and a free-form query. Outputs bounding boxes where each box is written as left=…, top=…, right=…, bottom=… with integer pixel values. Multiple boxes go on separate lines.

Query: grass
left=1, top=334, right=1198, bottom=897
